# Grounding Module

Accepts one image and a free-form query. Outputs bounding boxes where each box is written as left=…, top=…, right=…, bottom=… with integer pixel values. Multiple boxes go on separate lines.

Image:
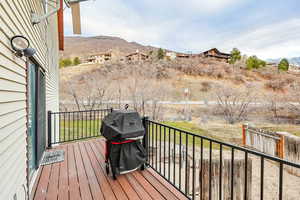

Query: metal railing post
left=142, top=116, right=149, bottom=166
left=47, top=110, right=52, bottom=148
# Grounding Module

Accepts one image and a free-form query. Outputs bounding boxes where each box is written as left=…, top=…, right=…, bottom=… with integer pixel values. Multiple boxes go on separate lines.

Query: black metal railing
left=47, top=108, right=112, bottom=146
left=143, top=119, right=300, bottom=200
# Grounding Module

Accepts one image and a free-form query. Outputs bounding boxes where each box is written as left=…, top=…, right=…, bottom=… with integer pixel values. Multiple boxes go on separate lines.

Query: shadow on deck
left=33, top=138, right=188, bottom=200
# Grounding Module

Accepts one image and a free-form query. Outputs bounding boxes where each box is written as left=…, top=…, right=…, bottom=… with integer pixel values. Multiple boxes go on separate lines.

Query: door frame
left=26, top=58, right=47, bottom=193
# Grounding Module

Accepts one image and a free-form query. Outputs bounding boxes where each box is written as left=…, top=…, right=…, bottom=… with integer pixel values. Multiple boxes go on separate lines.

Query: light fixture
left=10, top=35, right=36, bottom=58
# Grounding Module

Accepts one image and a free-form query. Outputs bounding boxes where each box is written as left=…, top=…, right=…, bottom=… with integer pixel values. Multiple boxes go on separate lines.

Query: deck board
left=33, top=138, right=188, bottom=200
left=58, top=145, right=69, bottom=200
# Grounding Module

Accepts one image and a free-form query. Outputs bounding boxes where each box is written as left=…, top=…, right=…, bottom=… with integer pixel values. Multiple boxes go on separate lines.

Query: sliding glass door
left=27, top=60, right=46, bottom=181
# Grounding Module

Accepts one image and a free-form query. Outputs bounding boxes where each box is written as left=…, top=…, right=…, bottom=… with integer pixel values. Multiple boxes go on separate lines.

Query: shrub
left=260, top=71, right=276, bottom=80
left=234, top=74, right=246, bottom=84
left=246, top=56, right=266, bottom=70
left=265, top=80, right=286, bottom=92
left=59, top=58, right=72, bottom=68
left=73, top=57, right=81, bottom=66
left=157, top=48, right=165, bottom=60
left=200, top=81, right=213, bottom=92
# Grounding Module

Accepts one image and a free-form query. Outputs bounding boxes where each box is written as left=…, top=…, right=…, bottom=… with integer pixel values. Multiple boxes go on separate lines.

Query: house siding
left=0, top=0, right=59, bottom=199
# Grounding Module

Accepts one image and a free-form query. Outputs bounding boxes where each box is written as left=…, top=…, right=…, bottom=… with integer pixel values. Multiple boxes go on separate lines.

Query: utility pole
left=183, top=88, right=190, bottom=121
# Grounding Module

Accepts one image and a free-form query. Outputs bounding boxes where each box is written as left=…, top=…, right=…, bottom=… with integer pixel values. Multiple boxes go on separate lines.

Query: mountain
left=60, top=36, right=158, bottom=59
left=267, top=57, right=300, bottom=66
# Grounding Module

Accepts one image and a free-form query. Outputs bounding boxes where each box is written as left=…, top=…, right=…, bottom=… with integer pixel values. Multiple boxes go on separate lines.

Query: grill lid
left=101, top=110, right=144, bottom=140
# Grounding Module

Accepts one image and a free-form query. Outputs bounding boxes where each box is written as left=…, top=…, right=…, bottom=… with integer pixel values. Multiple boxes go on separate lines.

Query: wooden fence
left=198, top=159, right=252, bottom=200
left=242, top=125, right=300, bottom=176
left=242, top=124, right=284, bottom=158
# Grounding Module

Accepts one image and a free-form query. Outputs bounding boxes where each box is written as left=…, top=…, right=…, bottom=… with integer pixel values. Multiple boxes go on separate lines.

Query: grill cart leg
left=105, top=140, right=110, bottom=175
left=105, top=162, right=110, bottom=175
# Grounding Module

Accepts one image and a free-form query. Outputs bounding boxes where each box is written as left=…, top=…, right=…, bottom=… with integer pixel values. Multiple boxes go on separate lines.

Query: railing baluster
left=164, top=125, right=166, bottom=177
left=209, top=141, right=212, bottom=200
left=279, top=163, right=283, bottom=200
left=90, top=110, right=92, bottom=137
left=152, top=122, right=154, bottom=166
left=168, top=127, right=171, bottom=181
left=179, top=131, right=182, bottom=191
left=185, top=133, right=188, bottom=196
left=63, top=113, right=66, bottom=142
left=72, top=112, right=74, bottom=141
left=92, top=110, right=95, bottom=136
left=200, top=138, right=203, bottom=200
left=77, top=112, right=79, bottom=139
left=244, top=152, right=248, bottom=200
left=231, top=148, right=235, bottom=200
left=97, top=110, right=100, bottom=135
left=156, top=123, right=158, bottom=169
left=58, top=113, right=60, bottom=143
left=173, top=129, right=176, bottom=185
left=68, top=112, right=70, bottom=142
left=192, top=135, right=195, bottom=200
left=159, top=124, right=162, bottom=173
left=81, top=112, right=83, bottom=139
left=148, top=120, right=151, bottom=165
left=219, top=144, right=223, bottom=200
left=53, top=113, right=56, bottom=145
left=261, top=157, right=264, bottom=200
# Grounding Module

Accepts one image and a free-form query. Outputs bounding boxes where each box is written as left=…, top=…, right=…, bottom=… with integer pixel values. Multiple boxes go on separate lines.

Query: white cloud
left=220, top=19, right=300, bottom=59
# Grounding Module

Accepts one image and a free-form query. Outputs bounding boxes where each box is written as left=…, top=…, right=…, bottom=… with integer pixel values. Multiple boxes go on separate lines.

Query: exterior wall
left=0, top=0, right=59, bottom=199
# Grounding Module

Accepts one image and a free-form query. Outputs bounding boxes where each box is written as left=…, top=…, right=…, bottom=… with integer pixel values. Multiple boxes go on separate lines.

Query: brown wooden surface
left=33, top=138, right=188, bottom=200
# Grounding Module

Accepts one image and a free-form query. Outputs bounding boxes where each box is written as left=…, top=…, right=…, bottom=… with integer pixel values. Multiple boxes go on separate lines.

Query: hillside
left=60, top=36, right=159, bottom=59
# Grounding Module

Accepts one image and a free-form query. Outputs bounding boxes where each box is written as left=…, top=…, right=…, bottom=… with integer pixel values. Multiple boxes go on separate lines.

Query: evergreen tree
left=157, top=48, right=165, bottom=60
left=278, top=58, right=289, bottom=71
left=229, top=48, right=241, bottom=66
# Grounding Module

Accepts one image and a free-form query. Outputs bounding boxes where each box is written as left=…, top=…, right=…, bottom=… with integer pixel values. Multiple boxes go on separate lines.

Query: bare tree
left=287, top=84, right=300, bottom=122
left=265, top=93, right=286, bottom=123
left=215, top=85, right=256, bottom=124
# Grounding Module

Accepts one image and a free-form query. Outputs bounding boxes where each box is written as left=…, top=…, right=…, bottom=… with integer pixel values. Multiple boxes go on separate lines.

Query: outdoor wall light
left=10, top=35, right=36, bottom=58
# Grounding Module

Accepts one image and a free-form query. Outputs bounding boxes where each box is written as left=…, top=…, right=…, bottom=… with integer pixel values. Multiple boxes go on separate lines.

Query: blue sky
left=64, top=0, right=300, bottom=59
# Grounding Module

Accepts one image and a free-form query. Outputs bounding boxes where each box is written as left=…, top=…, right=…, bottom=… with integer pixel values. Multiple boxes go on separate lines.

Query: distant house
left=86, top=49, right=124, bottom=64
left=201, top=48, right=231, bottom=62
left=165, top=51, right=177, bottom=60
left=176, top=53, right=191, bottom=59
left=126, top=50, right=149, bottom=62
left=87, top=52, right=113, bottom=64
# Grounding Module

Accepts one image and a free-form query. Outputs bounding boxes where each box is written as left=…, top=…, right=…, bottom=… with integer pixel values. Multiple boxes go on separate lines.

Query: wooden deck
left=33, top=138, right=188, bottom=200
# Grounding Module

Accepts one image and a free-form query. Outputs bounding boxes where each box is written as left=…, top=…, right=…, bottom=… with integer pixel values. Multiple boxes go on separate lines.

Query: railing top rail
left=51, top=108, right=112, bottom=114
left=147, top=119, right=300, bottom=168
left=246, top=128, right=281, bottom=140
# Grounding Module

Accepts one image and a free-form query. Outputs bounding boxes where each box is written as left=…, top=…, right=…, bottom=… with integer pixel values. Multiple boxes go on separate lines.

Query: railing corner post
left=242, top=123, right=248, bottom=146
left=279, top=134, right=285, bottom=159
left=47, top=110, right=52, bottom=148
left=142, top=116, right=149, bottom=165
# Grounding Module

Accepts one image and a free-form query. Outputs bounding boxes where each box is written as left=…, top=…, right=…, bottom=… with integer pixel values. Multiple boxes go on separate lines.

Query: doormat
left=40, top=150, right=64, bottom=165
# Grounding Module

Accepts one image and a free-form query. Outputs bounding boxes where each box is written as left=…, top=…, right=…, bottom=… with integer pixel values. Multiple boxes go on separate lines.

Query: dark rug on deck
left=40, top=150, right=64, bottom=165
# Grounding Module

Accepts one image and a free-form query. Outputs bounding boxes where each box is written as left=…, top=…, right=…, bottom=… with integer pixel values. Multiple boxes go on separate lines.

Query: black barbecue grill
left=101, top=110, right=147, bottom=179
